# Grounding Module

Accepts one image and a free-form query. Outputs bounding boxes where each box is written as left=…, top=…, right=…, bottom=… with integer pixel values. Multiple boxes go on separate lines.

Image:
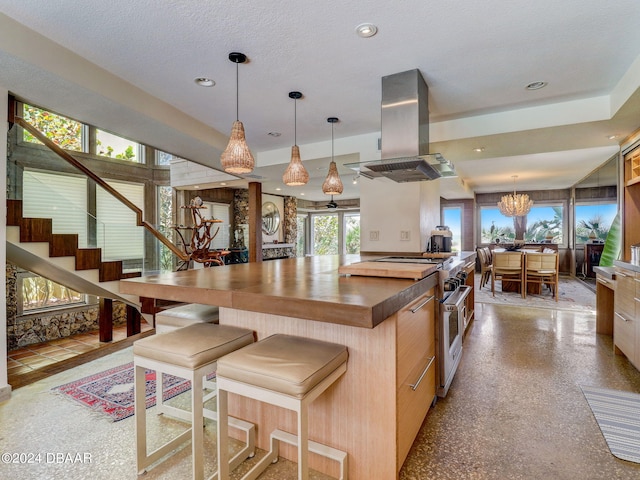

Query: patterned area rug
left=475, top=274, right=596, bottom=312
left=581, top=385, right=640, bottom=464
left=52, top=362, right=206, bottom=422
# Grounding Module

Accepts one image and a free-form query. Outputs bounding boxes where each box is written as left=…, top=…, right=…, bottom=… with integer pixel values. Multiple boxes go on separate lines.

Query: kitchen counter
left=120, top=254, right=439, bottom=328
left=119, top=254, right=446, bottom=478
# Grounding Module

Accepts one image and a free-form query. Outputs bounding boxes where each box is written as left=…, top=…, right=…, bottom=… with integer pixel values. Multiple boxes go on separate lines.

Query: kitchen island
left=120, top=255, right=442, bottom=479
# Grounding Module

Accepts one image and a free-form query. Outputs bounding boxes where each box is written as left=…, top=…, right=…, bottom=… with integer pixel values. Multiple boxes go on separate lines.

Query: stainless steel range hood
left=347, top=69, right=455, bottom=182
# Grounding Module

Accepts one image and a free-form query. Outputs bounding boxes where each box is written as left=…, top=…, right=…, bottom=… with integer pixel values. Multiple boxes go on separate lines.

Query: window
left=575, top=202, right=617, bottom=244
left=442, top=206, right=462, bottom=252
left=156, top=150, right=175, bottom=166
left=202, top=202, right=231, bottom=250
left=296, top=214, right=307, bottom=256
left=312, top=214, right=339, bottom=255
left=96, top=129, right=143, bottom=163
left=96, top=181, right=145, bottom=261
left=22, top=104, right=84, bottom=151
left=157, top=186, right=174, bottom=272
left=480, top=204, right=564, bottom=244
left=344, top=213, right=360, bottom=254
left=23, top=170, right=89, bottom=247
left=18, top=272, right=85, bottom=314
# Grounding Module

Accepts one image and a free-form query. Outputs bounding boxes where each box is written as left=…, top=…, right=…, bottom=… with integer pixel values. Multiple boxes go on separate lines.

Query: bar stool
left=155, top=303, right=219, bottom=334
left=133, top=323, right=255, bottom=480
left=216, top=334, right=349, bottom=480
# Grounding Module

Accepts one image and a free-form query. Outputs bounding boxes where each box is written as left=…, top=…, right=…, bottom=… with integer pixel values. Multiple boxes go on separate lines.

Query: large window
left=442, top=206, right=462, bottom=252
left=344, top=213, right=360, bottom=254
left=23, top=170, right=89, bottom=247
left=22, top=104, right=84, bottom=151
left=296, top=214, right=307, bottom=256
left=96, top=129, right=143, bottom=163
left=575, top=202, right=617, bottom=244
left=480, top=204, right=564, bottom=244
left=96, top=181, right=145, bottom=261
left=157, top=186, right=174, bottom=272
left=312, top=214, right=339, bottom=255
left=18, top=272, right=85, bottom=314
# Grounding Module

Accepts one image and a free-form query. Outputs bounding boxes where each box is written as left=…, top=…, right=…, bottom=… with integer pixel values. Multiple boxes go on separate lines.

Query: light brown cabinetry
left=595, top=273, right=615, bottom=335
left=395, top=289, right=436, bottom=471
left=613, top=266, right=640, bottom=369
left=623, top=146, right=640, bottom=261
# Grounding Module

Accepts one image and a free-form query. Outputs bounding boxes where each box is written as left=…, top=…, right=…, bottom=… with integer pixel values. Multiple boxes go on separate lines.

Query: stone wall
left=5, top=263, right=127, bottom=351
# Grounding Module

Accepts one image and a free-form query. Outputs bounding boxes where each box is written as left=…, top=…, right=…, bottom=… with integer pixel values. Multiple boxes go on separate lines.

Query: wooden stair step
left=50, top=234, right=79, bottom=257
left=75, top=248, right=102, bottom=270
left=19, top=218, right=52, bottom=243
left=7, top=199, right=22, bottom=226
left=99, top=260, right=123, bottom=282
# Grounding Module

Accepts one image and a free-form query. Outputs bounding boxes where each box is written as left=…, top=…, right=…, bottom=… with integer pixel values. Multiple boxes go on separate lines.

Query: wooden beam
left=98, top=298, right=113, bottom=342
left=248, top=182, right=263, bottom=263
left=127, top=305, right=141, bottom=336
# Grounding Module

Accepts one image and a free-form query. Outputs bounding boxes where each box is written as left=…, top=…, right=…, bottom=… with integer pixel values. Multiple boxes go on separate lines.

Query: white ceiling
left=1, top=1, right=640, bottom=201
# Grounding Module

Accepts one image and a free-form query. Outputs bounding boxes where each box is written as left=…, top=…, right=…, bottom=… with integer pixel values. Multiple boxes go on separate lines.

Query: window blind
left=23, top=170, right=88, bottom=247
left=203, top=202, right=230, bottom=250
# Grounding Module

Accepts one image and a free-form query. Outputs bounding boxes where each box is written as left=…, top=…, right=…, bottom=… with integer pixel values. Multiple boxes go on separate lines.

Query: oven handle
left=446, top=285, right=472, bottom=310
left=410, top=295, right=435, bottom=314
left=409, top=355, right=436, bottom=391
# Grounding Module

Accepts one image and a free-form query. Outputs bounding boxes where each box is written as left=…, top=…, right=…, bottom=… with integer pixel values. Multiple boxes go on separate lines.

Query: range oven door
left=438, top=285, right=472, bottom=397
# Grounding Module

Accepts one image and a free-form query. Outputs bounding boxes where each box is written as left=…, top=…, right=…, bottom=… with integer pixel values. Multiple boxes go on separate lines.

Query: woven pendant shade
left=283, top=91, right=308, bottom=186
left=322, top=161, right=343, bottom=195
left=220, top=52, right=254, bottom=174
left=322, top=117, right=343, bottom=195
left=221, top=120, right=254, bottom=174
left=282, top=145, right=309, bottom=186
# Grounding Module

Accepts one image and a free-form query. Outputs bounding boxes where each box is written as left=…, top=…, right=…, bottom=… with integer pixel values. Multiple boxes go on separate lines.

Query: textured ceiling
left=1, top=1, right=640, bottom=200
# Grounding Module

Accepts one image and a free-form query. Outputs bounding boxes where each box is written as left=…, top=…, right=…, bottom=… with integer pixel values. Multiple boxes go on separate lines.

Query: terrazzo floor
left=2, top=303, right=640, bottom=479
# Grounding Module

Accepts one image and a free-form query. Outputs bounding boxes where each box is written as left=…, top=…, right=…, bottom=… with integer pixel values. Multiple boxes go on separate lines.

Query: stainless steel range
left=438, top=269, right=471, bottom=397
left=372, top=255, right=471, bottom=397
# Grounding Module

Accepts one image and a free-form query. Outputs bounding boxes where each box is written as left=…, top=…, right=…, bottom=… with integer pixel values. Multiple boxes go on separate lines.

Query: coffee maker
left=427, top=226, right=452, bottom=253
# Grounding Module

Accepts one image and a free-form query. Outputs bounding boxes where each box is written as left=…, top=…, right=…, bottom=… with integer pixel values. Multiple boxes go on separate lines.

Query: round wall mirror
left=261, top=202, right=280, bottom=235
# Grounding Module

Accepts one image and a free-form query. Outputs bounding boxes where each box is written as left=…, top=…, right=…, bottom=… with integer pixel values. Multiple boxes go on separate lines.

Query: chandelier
left=497, top=175, right=533, bottom=217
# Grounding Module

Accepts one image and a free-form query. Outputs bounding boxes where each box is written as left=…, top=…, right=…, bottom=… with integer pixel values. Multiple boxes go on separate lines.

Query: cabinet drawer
left=397, top=291, right=435, bottom=387
left=614, top=311, right=635, bottom=358
left=396, top=353, right=436, bottom=469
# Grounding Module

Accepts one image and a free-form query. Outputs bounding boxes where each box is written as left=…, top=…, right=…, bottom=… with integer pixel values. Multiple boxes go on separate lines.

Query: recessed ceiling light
left=220, top=182, right=227, bottom=186
left=607, top=134, right=619, bottom=140
left=525, top=81, right=547, bottom=90
left=275, top=187, right=282, bottom=191
left=355, top=23, right=378, bottom=38
left=267, top=132, right=281, bottom=137
left=194, top=185, right=200, bottom=189
left=300, top=192, right=305, bottom=196
left=473, top=147, right=485, bottom=152
left=194, top=77, right=215, bottom=87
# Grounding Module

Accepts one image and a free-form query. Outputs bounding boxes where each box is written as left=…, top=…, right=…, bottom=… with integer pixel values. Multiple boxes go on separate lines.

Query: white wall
left=1, top=87, right=11, bottom=402
left=360, top=176, right=440, bottom=253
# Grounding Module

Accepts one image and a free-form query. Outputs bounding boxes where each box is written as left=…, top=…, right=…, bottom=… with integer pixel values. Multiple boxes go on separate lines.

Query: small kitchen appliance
left=427, top=226, right=452, bottom=253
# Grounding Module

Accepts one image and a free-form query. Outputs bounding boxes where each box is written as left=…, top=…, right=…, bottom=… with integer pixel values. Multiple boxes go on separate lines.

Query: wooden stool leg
left=135, top=364, right=147, bottom=474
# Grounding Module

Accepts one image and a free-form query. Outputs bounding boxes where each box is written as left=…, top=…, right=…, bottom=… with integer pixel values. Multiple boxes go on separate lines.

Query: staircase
left=6, top=199, right=147, bottom=340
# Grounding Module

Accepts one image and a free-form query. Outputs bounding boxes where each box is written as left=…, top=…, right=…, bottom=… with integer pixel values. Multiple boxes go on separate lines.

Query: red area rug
left=52, top=362, right=205, bottom=422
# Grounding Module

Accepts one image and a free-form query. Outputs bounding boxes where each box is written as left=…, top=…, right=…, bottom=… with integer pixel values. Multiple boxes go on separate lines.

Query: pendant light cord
left=235, top=61, right=239, bottom=121
left=294, top=97, right=297, bottom=146
left=331, top=121, right=334, bottom=160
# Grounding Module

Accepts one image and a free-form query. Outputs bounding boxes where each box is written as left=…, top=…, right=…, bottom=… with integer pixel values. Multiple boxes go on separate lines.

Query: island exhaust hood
left=347, top=69, right=455, bottom=182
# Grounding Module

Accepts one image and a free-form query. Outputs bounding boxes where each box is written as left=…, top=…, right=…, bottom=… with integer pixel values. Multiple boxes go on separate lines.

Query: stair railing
left=9, top=110, right=190, bottom=263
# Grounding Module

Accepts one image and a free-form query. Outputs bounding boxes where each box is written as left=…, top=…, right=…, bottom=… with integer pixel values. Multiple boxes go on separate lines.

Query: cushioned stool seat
left=155, top=304, right=219, bottom=333
left=216, top=334, right=348, bottom=480
left=134, top=323, right=255, bottom=480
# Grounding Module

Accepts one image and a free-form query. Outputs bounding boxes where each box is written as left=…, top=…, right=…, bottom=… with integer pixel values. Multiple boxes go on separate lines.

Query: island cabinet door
left=395, top=288, right=437, bottom=470
left=613, top=267, right=636, bottom=365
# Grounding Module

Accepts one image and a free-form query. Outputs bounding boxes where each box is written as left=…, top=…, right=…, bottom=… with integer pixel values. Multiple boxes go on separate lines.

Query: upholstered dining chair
left=524, top=252, right=559, bottom=301
left=491, top=251, right=524, bottom=298
left=477, top=247, right=492, bottom=289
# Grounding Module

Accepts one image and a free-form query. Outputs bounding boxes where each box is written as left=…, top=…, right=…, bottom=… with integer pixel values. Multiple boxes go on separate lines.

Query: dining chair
left=524, top=252, right=559, bottom=301
left=477, top=247, right=492, bottom=289
left=491, top=251, right=524, bottom=298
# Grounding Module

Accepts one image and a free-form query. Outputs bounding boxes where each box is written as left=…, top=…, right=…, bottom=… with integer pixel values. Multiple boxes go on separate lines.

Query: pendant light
left=497, top=175, right=533, bottom=217
left=282, top=91, right=309, bottom=186
left=322, top=117, right=344, bottom=195
left=220, top=52, right=255, bottom=174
